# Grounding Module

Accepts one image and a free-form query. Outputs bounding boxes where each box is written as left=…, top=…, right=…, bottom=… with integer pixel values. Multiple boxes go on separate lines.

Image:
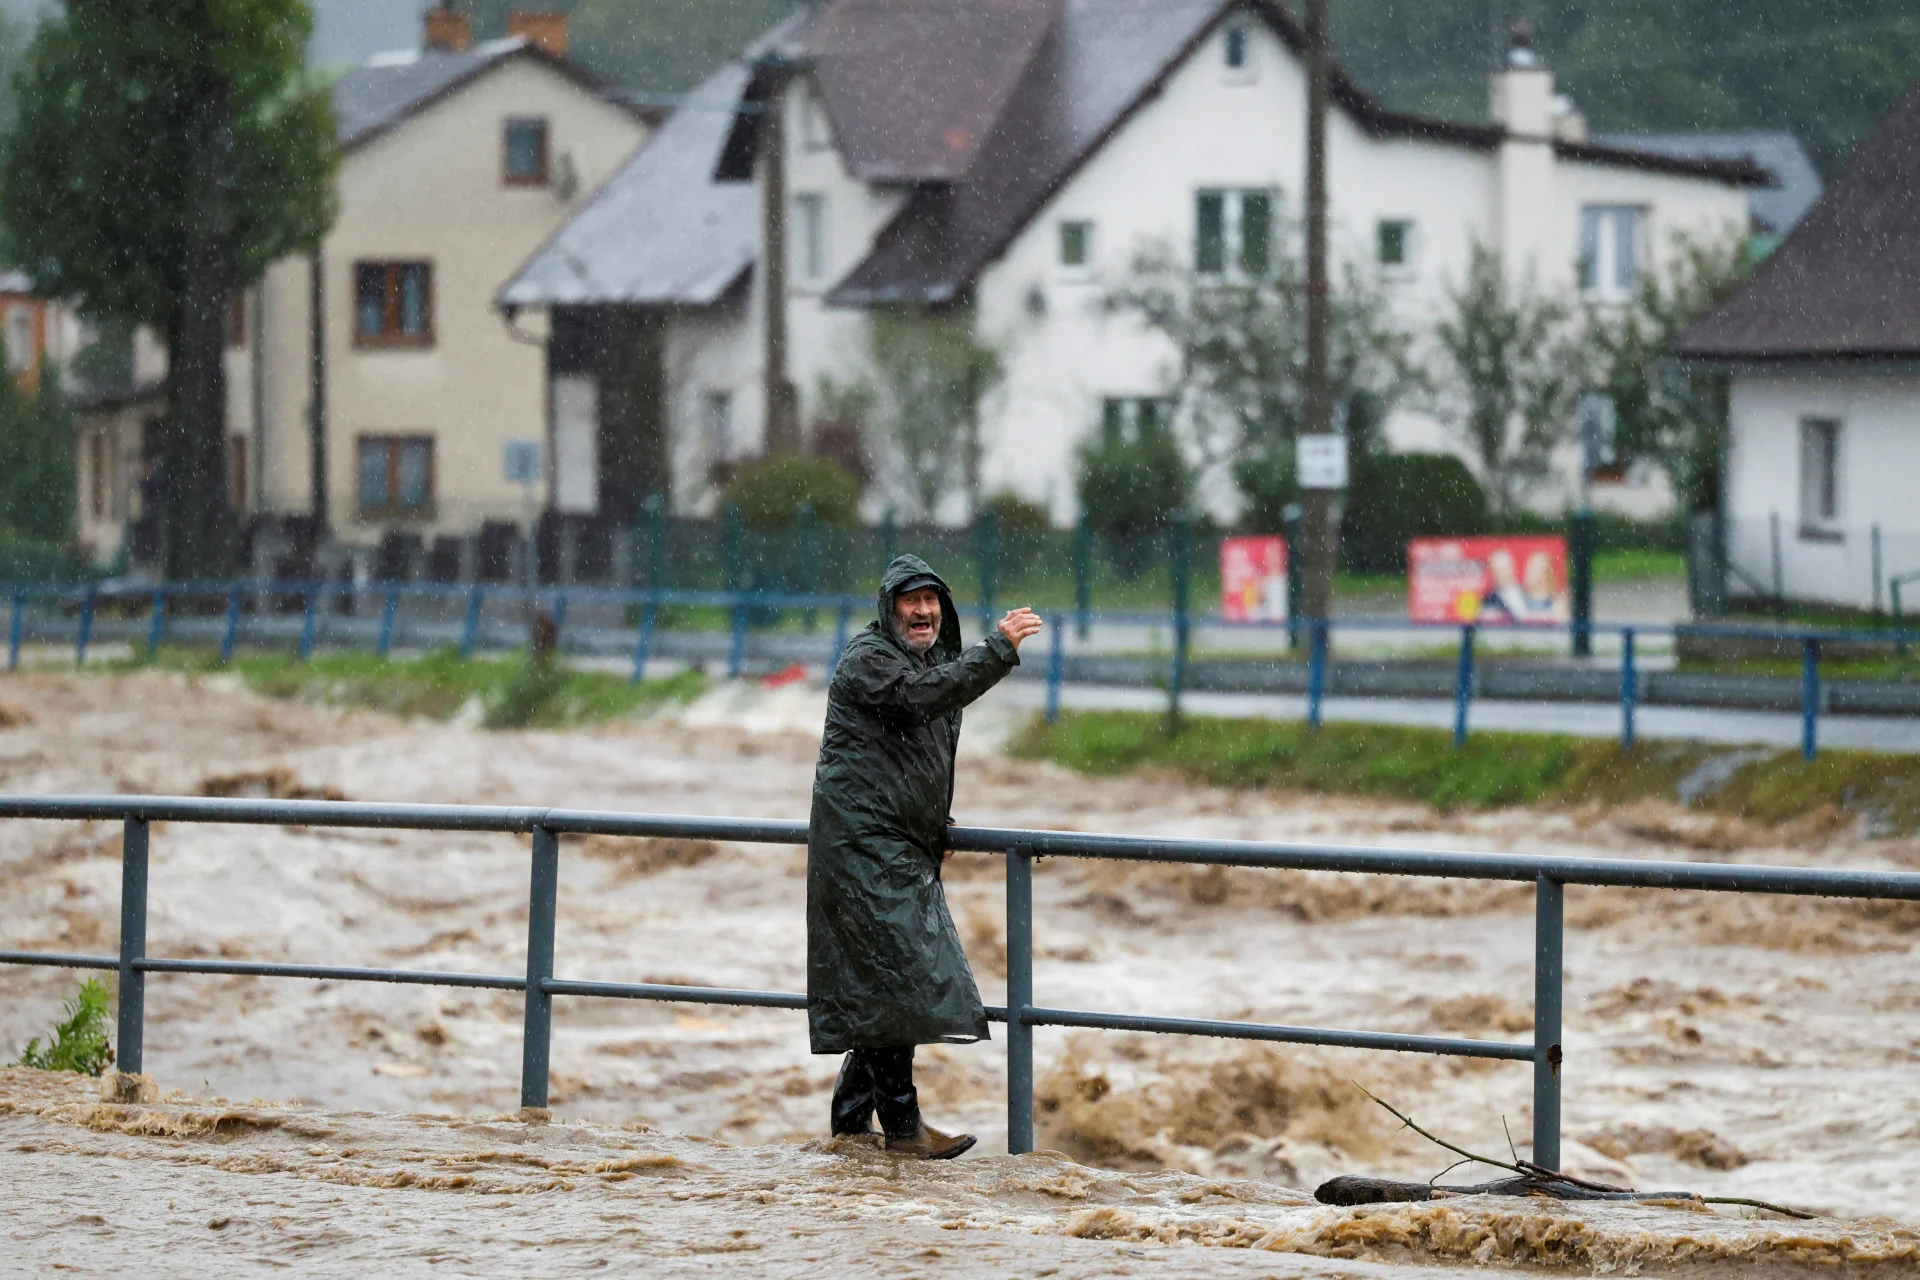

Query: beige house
left=74, top=8, right=650, bottom=576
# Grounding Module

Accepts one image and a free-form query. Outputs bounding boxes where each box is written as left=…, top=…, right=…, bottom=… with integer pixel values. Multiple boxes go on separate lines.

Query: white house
left=73, top=7, right=652, bottom=576
left=1675, top=81, right=1920, bottom=614
left=502, top=0, right=1760, bottom=528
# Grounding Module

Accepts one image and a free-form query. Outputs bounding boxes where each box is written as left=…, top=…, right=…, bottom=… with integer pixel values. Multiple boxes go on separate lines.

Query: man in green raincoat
left=809, top=554, right=1042, bottom=1159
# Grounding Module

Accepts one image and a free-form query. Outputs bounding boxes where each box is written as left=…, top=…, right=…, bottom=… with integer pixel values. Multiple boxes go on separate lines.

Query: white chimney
left=1490, top=21, right=1558, bottom=284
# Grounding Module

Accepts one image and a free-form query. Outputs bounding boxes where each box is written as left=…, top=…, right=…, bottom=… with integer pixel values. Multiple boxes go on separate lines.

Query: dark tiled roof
left=1599, top=131, right=1822, bottom=236
left=809, top=0, right=1063, bottom=182
left=830, top=0, right=1763, bottom=306
left=1675, top=84, right=1920, bottom=362
left=498, top=59, right=757, bottom=308
left=331, top=37, right=618, bottom=152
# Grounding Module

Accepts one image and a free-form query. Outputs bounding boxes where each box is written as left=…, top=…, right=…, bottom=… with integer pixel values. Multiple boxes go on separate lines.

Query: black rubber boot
left=868, top=1046, right=922, bottom=1142
left=830, top=1051, right=878, bottom=1136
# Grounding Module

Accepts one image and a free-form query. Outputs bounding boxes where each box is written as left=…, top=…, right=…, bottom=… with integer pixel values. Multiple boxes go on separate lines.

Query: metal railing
left=5, top=795, right=1920, bottom=1166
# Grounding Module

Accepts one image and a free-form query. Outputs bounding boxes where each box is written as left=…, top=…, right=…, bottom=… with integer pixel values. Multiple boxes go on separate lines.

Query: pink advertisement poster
left=1220, top=535, right=1289, bottom=622
left=1407, top=536, right=1570, bottom=625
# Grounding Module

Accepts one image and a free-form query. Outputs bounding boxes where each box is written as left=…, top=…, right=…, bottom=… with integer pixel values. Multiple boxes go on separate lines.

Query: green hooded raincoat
left=806, top=555, right=1020, bottom=1053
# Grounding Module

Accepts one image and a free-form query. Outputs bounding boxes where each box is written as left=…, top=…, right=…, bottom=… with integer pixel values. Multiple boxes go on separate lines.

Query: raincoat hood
left=875, top=554, right=962, bottom=662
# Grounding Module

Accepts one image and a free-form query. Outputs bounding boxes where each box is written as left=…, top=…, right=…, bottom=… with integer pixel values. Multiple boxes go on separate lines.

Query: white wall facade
left=1723, top=370, right=1920, bottom=610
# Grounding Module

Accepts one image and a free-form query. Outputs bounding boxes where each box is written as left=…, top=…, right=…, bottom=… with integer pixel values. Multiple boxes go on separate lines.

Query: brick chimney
left=423, top=5, right=473, bottom=54
left=508, top=11, right=569, bottom=58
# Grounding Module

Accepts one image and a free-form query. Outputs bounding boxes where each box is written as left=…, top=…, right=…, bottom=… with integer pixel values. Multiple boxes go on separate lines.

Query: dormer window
left=1223, top=21, right=1248, bottom=72
left=504, top=116, right=550, bottom=186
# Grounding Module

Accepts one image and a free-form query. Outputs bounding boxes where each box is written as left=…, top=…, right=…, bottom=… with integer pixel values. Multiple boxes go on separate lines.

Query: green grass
left=13, top=978, right=115, bottom=1075
left=1011, top=710, right=1920, bottom=831
left=1593, top=548, right=1685, bottom=581
left=116, top=647, right=707, bottom=729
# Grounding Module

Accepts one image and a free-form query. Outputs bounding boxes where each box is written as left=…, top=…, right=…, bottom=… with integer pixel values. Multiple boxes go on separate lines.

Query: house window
left=1377, top=219, right=1414, bottom=270
left=357, top=435, right=435, bottom=518
left=87, top=431, right=110, bottom=521
left=705, top=390, right=733, bottom=461
left=794, top=193, right=829, bottom=285
left=1222, top=20, right=1252, bottom=76
left=354, top=262, right=434, bottom=347
left=1059, top=220, right=1093, bottom=274
left=504, top=117, right=550, bottom=186
left=1578, top=205, right=1643, bottom=299
left=1195, top=189, right=1273, bottom=277
left=1799, top=417, right=1841, bottom=536
left=1100, top=396, right=1170, bottom=440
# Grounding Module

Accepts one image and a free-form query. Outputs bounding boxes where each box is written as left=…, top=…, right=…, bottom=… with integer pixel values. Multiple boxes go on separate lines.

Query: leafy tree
left=1104, top=235, right=1419, bottom=534
left=0, top=356, right=74, bottom=546
left=1075, top=397, right=1192, bottom=575
left=865, top=306, right=1002, bottom=521
left=1429, top=245, right=1588, bottom=514
left=1584, top=230, right=1753, bottom=512
left=0, top=0, right=336, bottom=577
left=722, top=453, right=862, bottom=529
left=1339, top=451, right=1488, bottom=573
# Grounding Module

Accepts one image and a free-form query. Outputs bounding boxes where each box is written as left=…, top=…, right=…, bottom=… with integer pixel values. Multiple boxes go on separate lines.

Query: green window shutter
left=1195, top=191, right=1225, bottom=273
left=1239, top=190, right=1272, bottom=275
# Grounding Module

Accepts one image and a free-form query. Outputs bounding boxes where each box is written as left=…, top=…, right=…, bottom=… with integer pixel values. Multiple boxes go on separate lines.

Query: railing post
left=1072, top=513, right=1091, bottom=641
left=1006, top=844, right=1034, bottom=1156
left=551, top=592, right=569, bottom=656
left=459, top=586, right=484, bottom=659
left=1166, top=514, right=1191, bottom=736
left=146, top=588, right=167, bottom=656
left=728, top=598, right=748, bottom=680
left=76, top=585, right=97, bottom=666
left=117, top=818, right=150, bottom=1076
left=219, top=586, right=243, bottom=663
left=828, top=601, right=851, bottom=681
left=520, top=826, right=559, bottom=1111
left=8, top=587, right=23, bottom=670
left=1619, top=627, right=1637, bottom=752
left=299, top=585, right=319, bottom=662
left=1871, top=523, right=1884, bottom=617
left=377, top=587, right=400, bottom=658
left=1045, top=612, right=1064, bottom=724
left=1897, top=580, right=1908, bottom=658
left=629, top=599, right=658, bottom=685
left=1307, top=618, right=1328, bottom=730
left=1452, top=623, right=1476, bottom=748
left=1801, top=636, right=1820, bottom=762
left=1532, top=873, right=1563, bottom=1172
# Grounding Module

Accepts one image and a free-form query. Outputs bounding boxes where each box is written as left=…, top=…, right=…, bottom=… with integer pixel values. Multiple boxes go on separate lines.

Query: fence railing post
left=1006, top=844, right=1034, bottom=1156
left=8, top=587, right=23, bottom=670
left=1872, top=523, right=1884, bottom=617
left=1072, top=514, right=1091, bottom=641
left=630, top=599, right=658, bottom=685
left=219, top=586, right=243, bottom=664
left=551, top=592, right=569, bottom=655
left=76, top=585, right=97, bottom=666
left=1619, top=627, right=1637, bottom=752
left=1801, top=636, right=1820, bottom=762
left=117, top=817, right=150, bottom=1077
left=146, top=588, right=167, bottom=656
left=459, top=586, right=484, bottom=659
left=520, top=826, right=559, bottom=1111
left=1532, top=874, right=1563, bottom=1171
left=1307, top=618, right=1328, bottom=730
left=1452, top=624, right=1476, bottom=748
left=377, top=587, right=400, bottom=658
left=728, top=598, right=748, bottom=680
left=298, top=585, right=319, bottom=662
left=1045, top=613, right=1064, bottom=724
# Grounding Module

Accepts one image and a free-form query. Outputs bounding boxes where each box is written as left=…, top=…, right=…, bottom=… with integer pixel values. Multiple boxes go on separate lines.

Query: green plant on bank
left=1011, top=710, right=1920, bottom=831
left=722, top=454, right=863, bottom=529
left=13, top=978, right=114, bottom=1075
left=117, top=648, right=706, bottom=729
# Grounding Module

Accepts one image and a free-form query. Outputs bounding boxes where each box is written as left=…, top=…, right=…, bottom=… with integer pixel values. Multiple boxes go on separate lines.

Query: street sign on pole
left=1297, top=434, right=1348, bottom=490
left=503, top=441, right=543, bottom=484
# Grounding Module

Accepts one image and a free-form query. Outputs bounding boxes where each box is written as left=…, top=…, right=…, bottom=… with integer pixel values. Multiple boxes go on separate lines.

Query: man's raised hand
left=997, top=607, right=1044, bottom=650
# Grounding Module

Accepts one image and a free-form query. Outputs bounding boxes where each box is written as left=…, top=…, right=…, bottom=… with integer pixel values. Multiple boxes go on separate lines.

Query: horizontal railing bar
left=0, top=950, right=118, bottom=970
left=1023, top=1005, right=1534, bottom=1060
left=2, top=795, right=1918, bottom=901
left=542, top=978, right=805, bottom=1008
left=135, top=958, right=526, bottom=990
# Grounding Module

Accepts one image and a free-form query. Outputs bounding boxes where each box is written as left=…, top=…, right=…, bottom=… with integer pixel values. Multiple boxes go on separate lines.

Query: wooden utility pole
left=1299, top=0, right=1338, bottom=624
left=759, top=59, right=802, bottom=455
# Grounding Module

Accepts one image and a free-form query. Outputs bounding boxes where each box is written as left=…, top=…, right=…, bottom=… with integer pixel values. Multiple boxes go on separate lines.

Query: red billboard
left=1408, top=536, right=1569, bottom=625
left=1220, top=535, right=1288, bottom=622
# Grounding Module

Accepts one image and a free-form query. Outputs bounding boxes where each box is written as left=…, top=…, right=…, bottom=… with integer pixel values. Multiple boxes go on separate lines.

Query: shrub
left=1339, top=451, right=1489, bottom=574
left=14, top=978, right=114, bottom=1075
left=722, top=455, right=862, bottom=530
left=981, top=490, right=1053, bottom=576
left=1077, top=402, right=1191, bottom=575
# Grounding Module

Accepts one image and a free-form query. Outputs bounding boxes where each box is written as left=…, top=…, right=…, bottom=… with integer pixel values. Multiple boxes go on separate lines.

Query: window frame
left=353, top=261, right=436, bottom=349
left=355, top=433, right=437, bottom=521
left=1058, top=219, right=1094, bottom=277
left=793, top=192, right=830, bottom=287
left=503, top=116, right=551, bottom=187
left=1797, top=416, right=1843, bottom=540
left=1222, top=19, right=1255, bottom=80
left=1195, top=188, right=1275, bottom=279
left=1578, top=204, right=1645, bottom=301
left=1376, top=218, right=1416, bottom=276
left=704, top=390, right=733, bottom=463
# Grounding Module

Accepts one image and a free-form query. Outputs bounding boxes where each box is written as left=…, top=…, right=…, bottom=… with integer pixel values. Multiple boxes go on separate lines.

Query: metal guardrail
left=6, top=579, right=1920, bottom=758
left=5, top=795, right=1920, bottom=1166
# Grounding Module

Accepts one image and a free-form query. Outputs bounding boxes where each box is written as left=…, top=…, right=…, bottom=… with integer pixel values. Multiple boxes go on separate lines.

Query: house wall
left=238, top=56, right=647, bottom=545
left=1723, top=370, right=1920, bottom=610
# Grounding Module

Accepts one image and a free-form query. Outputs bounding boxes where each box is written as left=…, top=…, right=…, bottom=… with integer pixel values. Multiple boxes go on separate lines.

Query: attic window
left=504, top=117, right=550, bottom=186
left=1222, top=19, right=1254, bottom=79
left=1059, top=220, right=1093, bottom=275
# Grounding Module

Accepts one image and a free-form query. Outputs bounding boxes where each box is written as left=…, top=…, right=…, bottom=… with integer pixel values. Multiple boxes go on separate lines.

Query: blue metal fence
left=4, top=794, right=1920, bottom=1167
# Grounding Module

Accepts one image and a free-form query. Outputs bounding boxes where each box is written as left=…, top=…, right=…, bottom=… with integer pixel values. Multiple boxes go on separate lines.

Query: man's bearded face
left=893, top=587, right=942, bottom=653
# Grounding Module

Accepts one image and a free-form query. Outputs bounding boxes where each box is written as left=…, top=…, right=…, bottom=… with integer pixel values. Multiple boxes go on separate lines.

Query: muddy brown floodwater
left=3, top=670, right=1920, bottom=1275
